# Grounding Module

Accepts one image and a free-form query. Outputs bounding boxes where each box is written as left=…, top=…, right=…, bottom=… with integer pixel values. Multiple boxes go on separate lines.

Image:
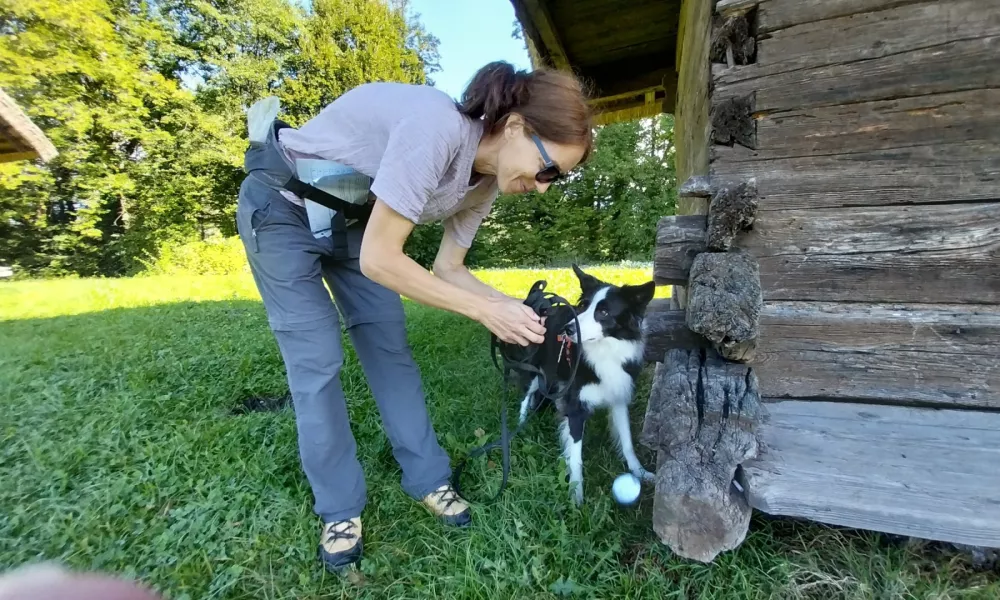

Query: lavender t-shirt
left=277, top=82, right=498, bottom=248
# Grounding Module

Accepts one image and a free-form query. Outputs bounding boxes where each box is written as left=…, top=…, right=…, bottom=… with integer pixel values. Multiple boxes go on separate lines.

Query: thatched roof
left=0, top=88, right=57, bottom=163
left=510, top=0, right=682, bottom=125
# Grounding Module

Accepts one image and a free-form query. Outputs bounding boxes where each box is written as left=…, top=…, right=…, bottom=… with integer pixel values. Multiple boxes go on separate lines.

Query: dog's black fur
left=518, top=264, right=656, bottom=504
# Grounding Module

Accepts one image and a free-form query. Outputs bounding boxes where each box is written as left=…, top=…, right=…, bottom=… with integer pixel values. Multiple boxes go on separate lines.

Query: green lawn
left=1, top=267, right=996, bottom=599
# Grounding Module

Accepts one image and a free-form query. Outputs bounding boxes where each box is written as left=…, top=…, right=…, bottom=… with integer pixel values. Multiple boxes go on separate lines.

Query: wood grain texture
left=642, top=299, right=711, bottom=362
left=743, top=400, right=1000, bottom=547
left=727, top=89, right=1000, bottom=162
left=653, top=216, right=707, bottom=285
left=712, top=141, right=1000, bottom=210
left=674, top=0, right=713, bottom=217
left=757, top=0, right=939, bottom=34
left=756, top=302, right=1000, bottom=408
left=642, top=349, right=763, bottom=562
left=714, top=36, right=1000, bottom=113
left=716, top=0, right=759, bottom=18
left=741, top=202, right=1000, bottom=304
left=756, top=0, right=1000, bottom=73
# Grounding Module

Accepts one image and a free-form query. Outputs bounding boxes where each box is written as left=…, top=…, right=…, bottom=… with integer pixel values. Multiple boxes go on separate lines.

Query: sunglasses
left=531, top=134, right=565, bottom=184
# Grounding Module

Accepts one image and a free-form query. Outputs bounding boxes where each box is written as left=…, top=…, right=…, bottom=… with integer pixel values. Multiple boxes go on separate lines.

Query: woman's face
left=494, top=117, right=586, bottom=195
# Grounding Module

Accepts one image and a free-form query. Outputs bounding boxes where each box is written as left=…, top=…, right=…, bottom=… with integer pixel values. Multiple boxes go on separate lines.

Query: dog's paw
left=568, top=482, right=584, bottom=506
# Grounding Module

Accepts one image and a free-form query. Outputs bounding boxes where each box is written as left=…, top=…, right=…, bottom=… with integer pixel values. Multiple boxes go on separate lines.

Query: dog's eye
left=597, top=307, right=608, bottom=318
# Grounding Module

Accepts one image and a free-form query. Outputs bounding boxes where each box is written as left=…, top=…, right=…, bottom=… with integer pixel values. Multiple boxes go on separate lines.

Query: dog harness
left=451, top=280, right=582, bottom=503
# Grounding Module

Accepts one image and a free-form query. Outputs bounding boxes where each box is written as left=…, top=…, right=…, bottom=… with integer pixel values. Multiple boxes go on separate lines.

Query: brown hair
left=457, top=61, right=594, bottom=162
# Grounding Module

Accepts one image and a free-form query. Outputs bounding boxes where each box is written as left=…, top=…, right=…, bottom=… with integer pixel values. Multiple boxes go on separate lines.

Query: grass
left=1, top=265, right=997, bottom=599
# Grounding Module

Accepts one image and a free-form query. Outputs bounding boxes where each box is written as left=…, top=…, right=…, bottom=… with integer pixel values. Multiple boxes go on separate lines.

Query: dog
left=517, top=264, right=657, bottom=505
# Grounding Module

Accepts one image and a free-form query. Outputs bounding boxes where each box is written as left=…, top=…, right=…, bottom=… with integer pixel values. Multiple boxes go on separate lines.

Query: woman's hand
left=478, top=296, right=547, bottom=346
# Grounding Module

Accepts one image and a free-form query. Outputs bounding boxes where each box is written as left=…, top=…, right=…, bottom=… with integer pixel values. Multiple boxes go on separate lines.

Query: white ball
left=611, top=473, right=641, bottom=505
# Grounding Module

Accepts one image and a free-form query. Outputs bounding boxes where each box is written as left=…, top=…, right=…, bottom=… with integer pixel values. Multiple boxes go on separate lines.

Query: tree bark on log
left=641, top=348, right=764, bottom=562
left=706, top=179, right=758, bottom=251
left=686, top=250, right=763, bottom=362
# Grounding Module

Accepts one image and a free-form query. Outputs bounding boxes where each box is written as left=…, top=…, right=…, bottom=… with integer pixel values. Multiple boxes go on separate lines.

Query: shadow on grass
left=1, top=298, right=996, bottom=599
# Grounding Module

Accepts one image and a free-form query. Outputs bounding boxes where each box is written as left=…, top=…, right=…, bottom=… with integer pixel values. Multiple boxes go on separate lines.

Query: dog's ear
left=572, top=263, right=601, bottom=295
left=623, top=280, right=656, bottom=312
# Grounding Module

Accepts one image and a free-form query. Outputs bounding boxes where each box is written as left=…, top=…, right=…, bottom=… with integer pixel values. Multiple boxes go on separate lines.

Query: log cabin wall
left=666, top=0, right=1000, bottom=410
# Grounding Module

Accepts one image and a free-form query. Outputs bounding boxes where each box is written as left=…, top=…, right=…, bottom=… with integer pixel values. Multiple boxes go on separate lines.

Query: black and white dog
left=517, top=265, right=657, bottom=505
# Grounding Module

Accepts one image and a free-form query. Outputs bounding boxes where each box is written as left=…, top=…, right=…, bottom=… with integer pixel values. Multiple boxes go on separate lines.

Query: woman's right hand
left=478, top=296, right=547, bottom=346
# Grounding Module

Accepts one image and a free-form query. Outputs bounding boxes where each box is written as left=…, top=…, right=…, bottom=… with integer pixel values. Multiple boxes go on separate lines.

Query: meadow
left=1, top=265, right=997, bottom=599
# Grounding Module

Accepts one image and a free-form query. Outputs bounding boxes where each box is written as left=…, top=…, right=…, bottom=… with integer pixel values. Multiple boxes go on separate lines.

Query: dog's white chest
left=578, top=338, right=642, bottom=410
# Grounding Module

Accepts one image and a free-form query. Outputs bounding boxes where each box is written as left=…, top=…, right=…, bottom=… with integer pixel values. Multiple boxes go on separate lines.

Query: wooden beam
left=514, top=0, right=571, bottom=70
left=0, top=89, right=57, bottom=163
left=755, top=0, right=1000, bottom=74
left=743, top=400, right=1000, bottom=548
left=641, top=348, right=764, bottom=562
left=716, top=0, right=759, bottom=18
left=740, top=201, right=1000, bottom=304
left=674, top=0, right=714, bottom=218
left=653, top=216, right=707, bottom=285
left=714, top=36, right=1000, bottom=114
left=725, top=89, right=1000, bottom=162
left=713, top=141, right=1000, bottom=211
left=756, top=301, right=1000, bottom=409
left=757, top=0, right=956, bottom=34
left=641, top=299, right=711, bottom=362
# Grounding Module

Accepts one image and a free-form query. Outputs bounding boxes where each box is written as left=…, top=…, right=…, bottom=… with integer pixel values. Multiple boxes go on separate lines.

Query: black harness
left=451, top=280, right=583, bottom=503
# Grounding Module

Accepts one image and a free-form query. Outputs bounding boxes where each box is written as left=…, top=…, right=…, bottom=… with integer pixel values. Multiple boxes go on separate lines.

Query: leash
left=451, top=280, right=582, bottom=503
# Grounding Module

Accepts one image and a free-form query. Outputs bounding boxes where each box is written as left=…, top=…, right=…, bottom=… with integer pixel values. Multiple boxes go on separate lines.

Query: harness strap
left=451, top=281, right=582, bottom=504
left=255, top=120, right=375, bottom=222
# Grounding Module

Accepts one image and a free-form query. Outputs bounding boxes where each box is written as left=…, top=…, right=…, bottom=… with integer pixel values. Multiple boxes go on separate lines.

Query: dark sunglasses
left=531, top=134, right=565, bottom=184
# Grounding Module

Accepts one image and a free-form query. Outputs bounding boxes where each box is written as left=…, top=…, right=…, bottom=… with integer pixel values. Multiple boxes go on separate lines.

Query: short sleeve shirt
left=277, top=82, right=498, bottom=248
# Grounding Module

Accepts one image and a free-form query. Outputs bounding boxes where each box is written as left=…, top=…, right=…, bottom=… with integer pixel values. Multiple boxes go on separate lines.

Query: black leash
left=451, top=280, right=582, bottom=503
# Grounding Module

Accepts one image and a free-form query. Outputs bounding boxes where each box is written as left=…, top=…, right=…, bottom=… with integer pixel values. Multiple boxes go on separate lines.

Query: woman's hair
left=457, top=61, right=594, bottom=162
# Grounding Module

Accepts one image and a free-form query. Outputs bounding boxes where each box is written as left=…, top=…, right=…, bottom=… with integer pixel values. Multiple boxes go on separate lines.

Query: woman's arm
left=432, top=229, right=514, bottom=301
left=359, top=199, right=545, bottom=346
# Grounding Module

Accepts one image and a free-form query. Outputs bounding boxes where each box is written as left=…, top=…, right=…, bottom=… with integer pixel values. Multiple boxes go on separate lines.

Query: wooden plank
left=641, top=299, right=711, bottom=362
left=757, top=0, right=935, bottom=34
left=756, top=302, right=1000, bottom=408
left=715, top=36, right=1000, bottom=113
left=728, top=89, right=1000, bottom=161
left=0, top=89, right=56, bottom=162
left=653, top=215, right=707, bottom=285
left=510, top=0, right=572, bottom=70
left=743, top=202, right=1000, bottom=304
left=674, top=0, right=713, bottom=216
left=716, top=0, right=759, bottom=17
left=712, top=141, right=1000, bottom=210
left=757, top=0, right=1000, bottom=72
left=672, top=0, right=713, bottom=309
left=743, top=400, right=1000, bottom=548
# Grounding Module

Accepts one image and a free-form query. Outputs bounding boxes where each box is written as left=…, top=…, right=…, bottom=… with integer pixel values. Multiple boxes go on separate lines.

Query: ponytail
left=457, top=61, right=531, bottom=133
left=457, top=61, right=595, bottom=163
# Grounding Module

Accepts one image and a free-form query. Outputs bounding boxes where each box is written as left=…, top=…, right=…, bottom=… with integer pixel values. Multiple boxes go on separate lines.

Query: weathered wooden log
left=678, top=175, right=714, bottom=198
left=710, top=13, right=756, bottom=66
left=653, top=215, right=708, bottom=285
left=641, top=299, right=712, bottom=362
left=716, top=0, right=759, bottom=18
left=706, top=179, right=758, bottom=251
left=711, top=93, right=756, bottom=149
left=641, top=348, right=763, bottom=562
left=687, top=250, right=762, bottom=362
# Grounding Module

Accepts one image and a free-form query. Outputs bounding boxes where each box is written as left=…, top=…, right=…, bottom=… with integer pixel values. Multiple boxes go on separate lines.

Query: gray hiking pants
left=235, top=135, right=452, bottom=523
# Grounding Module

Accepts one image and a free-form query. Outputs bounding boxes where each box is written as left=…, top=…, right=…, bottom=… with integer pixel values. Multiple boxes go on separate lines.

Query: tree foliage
left=0, top=0, right=674, bottom=277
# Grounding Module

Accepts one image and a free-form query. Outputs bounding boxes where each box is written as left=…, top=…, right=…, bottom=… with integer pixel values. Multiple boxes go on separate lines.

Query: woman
left=235, top=61, right=593, bottom=572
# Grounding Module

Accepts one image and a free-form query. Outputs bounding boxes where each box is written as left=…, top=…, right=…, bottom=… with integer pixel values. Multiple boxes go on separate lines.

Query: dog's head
left=571, top=264, right=656, bottom=344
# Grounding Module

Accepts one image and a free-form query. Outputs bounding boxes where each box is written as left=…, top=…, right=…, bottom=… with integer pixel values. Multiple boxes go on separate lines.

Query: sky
left=408, top=0, right=532, bottom=101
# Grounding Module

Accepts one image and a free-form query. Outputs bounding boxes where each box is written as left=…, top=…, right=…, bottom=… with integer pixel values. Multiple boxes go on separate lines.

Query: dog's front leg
left=610, top=403, right=654, bottom=482
left=560, top=412, right=586, bottom=506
